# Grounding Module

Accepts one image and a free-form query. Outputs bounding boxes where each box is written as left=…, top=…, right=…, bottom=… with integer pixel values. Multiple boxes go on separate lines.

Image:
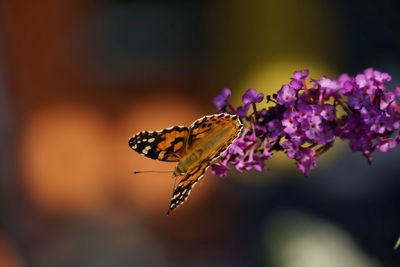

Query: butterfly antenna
left=133, top=170, right=173, bottom=175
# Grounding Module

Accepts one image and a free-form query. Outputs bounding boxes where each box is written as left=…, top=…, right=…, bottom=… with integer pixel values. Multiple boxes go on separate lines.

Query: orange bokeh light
left=19, top=105, right=109, bottom=215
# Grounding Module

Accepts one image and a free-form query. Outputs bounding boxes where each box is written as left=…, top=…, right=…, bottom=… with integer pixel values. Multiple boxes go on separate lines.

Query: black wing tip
left=128, top=132, right=141, bottom=145
left=166, top=205, right=175, bottom=215
left=166, top=199, right=182, bottom=215
left=128, top=137, right=135, bottom=147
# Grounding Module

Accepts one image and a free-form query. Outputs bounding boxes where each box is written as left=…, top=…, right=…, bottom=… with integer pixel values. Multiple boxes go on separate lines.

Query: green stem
left=335, top=97, right=352, bottom=115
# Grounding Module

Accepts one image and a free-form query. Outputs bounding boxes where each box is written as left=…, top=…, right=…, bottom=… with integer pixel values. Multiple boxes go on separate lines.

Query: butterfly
left=129, top=113, right=243, bottom=214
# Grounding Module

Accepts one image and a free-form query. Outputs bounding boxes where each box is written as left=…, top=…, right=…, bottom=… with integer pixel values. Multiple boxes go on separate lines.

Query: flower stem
left=228, top=103, right=237, bottom=113
left=252, top=103, right=259, bottom=121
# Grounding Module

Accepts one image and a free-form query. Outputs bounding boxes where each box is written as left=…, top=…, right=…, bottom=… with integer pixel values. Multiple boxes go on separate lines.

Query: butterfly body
left=129, top=113, right=242, bottom=213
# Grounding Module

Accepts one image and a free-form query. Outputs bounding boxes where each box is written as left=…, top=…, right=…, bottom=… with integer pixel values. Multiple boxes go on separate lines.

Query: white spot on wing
left=148, top=138, right=155, bottom=143
left=142, top=146, right=151, bottom=155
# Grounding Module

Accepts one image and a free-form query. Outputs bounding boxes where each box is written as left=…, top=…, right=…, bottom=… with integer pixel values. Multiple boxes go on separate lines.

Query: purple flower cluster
left=211, top=68, right=400, bottom=177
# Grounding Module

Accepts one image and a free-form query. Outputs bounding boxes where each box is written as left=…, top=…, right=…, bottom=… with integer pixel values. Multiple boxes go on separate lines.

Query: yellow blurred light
left=236, top=58, right=336, bottom=102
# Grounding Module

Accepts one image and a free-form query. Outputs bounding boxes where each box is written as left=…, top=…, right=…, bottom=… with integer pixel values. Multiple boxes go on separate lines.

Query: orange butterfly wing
left=129, top=126, right=189, bottom=162
left=167, top=114, right=243, bottom=213
left=188, top=113, right=242, bottom=159
left=167, top=162, right=210, bottom=214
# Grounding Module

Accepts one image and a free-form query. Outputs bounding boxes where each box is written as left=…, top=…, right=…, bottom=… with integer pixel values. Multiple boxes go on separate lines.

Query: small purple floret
left=242, top=88, right=264, bottom=105
left=213, top=88, right=232, bottom=112
left=277, top=85, right=297, bottom=106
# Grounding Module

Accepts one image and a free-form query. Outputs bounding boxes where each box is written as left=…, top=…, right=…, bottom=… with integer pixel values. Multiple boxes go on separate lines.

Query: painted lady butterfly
left=129, top=113, right=243, bottom=214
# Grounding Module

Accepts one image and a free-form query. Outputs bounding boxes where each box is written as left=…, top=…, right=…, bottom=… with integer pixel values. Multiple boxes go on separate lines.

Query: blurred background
left=0, top=0, right=400, bottom=266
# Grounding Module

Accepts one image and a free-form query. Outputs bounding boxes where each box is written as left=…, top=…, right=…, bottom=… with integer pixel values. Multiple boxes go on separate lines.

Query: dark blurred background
left=0, top=0, right=400, bottom=266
